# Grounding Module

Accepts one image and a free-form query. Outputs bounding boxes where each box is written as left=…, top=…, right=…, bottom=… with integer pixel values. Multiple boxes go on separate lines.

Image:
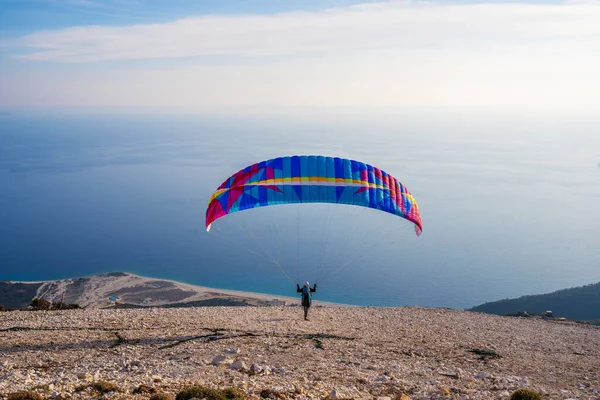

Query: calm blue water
left=1, top=110, right=599, bottom=309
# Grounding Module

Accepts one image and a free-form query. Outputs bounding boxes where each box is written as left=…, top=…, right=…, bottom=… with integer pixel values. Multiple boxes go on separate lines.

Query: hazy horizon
left=1, top=110, right=599, bottom=308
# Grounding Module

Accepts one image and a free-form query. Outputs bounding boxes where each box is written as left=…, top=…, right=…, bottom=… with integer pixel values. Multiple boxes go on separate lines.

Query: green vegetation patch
left=314, top=338, right=325, bottom=350
left=510, top=388, right=542, bottom=400
left=222, top=388, right=246, bottom=400
left=176, top=386, right=246, bottom=400
left=468, top=348, right=501, bottom=360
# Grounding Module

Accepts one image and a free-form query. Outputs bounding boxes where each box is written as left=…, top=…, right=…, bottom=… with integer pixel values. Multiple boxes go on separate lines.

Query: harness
left=301, top=285, right=311, bottom=305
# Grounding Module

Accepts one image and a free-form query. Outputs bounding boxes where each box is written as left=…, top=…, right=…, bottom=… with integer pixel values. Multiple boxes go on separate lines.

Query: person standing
left=296, top=281, right=317, bottom=320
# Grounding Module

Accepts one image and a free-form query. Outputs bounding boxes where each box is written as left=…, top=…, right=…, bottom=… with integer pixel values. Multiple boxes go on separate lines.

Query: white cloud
left=10, top=1, right=600, bottom=62
left=565, top=0, right=600, bottom=4
left=2, top=1, right=600, bottom=110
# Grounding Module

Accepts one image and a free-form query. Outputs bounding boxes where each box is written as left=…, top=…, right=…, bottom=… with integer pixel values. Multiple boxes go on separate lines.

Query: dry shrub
left=7, top=391, right=44, bottom=400
left=133, top=384, right=158, bottom=395
left=150, top=393, right=174, bottom=400
left=222, top=388, right=246, bottom=400
left=28, top=298, right=80, bottom=311
left=90, top=381, right=120, bottom=393
left=29, top=298, right=51, bottom=311
left=510, top=388, right=542, bottom=400
left=259, top=389, right=286, bottom=399
left=75, top=381, right=120, bottom=394
left=176, top=386, right=245, bottom=400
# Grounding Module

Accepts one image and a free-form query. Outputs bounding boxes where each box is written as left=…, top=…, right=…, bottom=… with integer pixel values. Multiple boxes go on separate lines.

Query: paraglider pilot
left=297, top=281, right=317, bottom=320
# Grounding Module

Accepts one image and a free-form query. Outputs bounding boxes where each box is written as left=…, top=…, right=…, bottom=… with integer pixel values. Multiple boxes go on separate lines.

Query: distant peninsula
left=470, top=281, right=600, bottom=323
left=0, top=272, right=298, bottom=310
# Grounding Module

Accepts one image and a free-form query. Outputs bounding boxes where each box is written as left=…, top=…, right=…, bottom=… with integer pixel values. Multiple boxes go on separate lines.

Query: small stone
left=329, top=388, right=353, bottom=399
left=250, top=364, right=263, bottom=375
left=475, top=371, right=488, bottom=380
left=82, top=373, right=94, bottom=382
left=211, top=355, right=229, bottom=366
left=152, top=375, right=162, bottom=383
left=230, top=360, right=247, bottom=371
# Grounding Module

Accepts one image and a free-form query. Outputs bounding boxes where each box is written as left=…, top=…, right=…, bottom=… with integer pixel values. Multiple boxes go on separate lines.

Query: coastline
left=2, top=272, right=343, bottom=309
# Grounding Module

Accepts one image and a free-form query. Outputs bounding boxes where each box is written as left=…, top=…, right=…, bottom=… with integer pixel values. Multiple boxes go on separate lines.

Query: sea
left=1, top=109, right=599, bottom=309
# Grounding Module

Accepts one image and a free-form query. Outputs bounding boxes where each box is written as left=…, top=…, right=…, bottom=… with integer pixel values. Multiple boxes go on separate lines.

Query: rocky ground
left=0, top=306, right=598, bottom=399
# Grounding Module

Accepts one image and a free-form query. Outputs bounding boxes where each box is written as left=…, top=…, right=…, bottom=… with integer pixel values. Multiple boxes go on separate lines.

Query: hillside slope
left=470, top=281, right=600, bottom=321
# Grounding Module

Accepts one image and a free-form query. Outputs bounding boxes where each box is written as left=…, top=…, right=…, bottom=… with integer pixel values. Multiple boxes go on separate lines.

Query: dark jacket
left=297, top=284, right=317, bottom=306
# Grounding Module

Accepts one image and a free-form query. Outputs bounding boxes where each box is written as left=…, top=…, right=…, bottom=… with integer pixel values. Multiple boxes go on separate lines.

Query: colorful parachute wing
left=206, top=155, right=422, bottom=236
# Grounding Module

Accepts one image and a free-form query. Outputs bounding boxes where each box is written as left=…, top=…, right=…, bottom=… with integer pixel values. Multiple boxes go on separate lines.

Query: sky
left=1, top=0, right=600, bottom=111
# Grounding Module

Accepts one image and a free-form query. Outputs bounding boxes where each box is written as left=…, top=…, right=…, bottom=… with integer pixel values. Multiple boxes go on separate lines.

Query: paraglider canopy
left=206, top=155, right=422, bottom=235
